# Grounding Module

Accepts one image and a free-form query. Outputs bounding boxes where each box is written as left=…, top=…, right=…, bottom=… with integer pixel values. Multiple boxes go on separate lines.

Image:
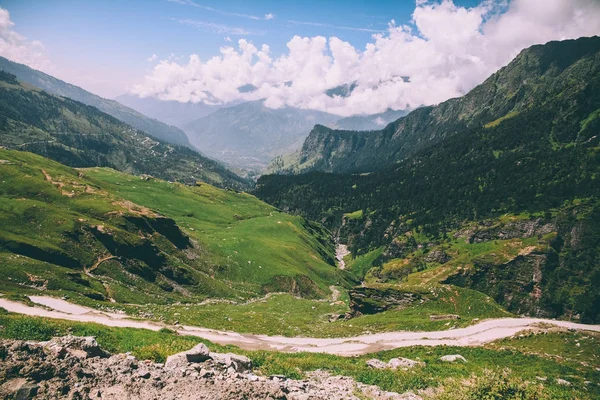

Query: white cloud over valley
left=132, top=0, right=600, bottom=116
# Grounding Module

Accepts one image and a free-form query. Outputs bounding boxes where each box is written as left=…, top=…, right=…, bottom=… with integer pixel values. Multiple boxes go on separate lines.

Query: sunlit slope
left=0, top=150, right=349, bottom=305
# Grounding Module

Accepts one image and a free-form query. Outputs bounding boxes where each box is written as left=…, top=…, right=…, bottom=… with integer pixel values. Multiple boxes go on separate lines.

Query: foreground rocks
left=0, top=337, right=422, bottom=400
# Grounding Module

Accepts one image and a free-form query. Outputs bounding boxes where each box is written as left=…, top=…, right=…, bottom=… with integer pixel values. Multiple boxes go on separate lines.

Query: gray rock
left=137, top=370, right=151, bottom=379
left=164, top=353, right=189, bottom=371
left=556, top=378, right=571, bottom=386
left=210, top=352, right=252, bottom=372
left=440, top=354, right=467, bottom=363
left=185, top=343, right=210, bottom=363
left=15, top=382, right=39, bottom=400
left=366, top=359, right=388, bottom=369
left=387, top=357, right=424, bottom=369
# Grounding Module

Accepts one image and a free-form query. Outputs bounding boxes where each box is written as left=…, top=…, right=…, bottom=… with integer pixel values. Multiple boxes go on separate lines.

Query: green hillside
left=0, top=71, right=248, bottom=189
left=255, top=36, right=600, bottom=323
left=0, top=149, right=350, bottom=305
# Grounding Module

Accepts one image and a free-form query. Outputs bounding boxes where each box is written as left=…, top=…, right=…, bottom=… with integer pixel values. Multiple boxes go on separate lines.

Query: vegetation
left=0, top=149, right=350, bottom=305
left=0, top=72, right=248, bottom=189
left=0, top=313, right=598, bottom=399
left=255, top=37, right=600, bottom=323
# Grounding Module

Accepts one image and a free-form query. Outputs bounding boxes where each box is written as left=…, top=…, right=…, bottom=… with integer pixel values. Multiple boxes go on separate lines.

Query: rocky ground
left=0, top=336, right=421, bottom=400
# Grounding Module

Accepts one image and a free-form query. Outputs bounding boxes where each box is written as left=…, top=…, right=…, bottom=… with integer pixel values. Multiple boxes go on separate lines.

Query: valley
left=0, top=2, right=599, bottom=397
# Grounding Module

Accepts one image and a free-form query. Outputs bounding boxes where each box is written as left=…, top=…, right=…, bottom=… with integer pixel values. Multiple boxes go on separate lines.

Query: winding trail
left=1, top=295, right=599, bottom=356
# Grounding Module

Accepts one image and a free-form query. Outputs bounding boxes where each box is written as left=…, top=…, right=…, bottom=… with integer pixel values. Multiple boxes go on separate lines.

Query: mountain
left=0, top=71, right=248, bottom=189
left=114, top=94, right=222, bottom=129
left=183, top=100, right=340, bottom=171
left=254, top=36, right=600, bottom=323
left=0, top=149, right=349, bottom=305
left=334, top=109, right=410, bottom=131
left=278, top=36, right=600, bottom=175
left=0, top=56, right=190, bottom=147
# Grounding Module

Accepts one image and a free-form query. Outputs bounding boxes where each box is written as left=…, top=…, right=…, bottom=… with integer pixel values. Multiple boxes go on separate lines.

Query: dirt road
left=1, top=295, right=599, bottom=356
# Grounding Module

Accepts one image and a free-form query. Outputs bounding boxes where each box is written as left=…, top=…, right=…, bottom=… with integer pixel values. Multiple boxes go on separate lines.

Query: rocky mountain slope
left=276, top=36, right=600, bottom=174
left=0, top=56, right=190, bottom=147
left=255, top=36, right=600, bottom=323
left=0, top=72, right=247, bottom=189
left=184, top=100, right=339, bottom=171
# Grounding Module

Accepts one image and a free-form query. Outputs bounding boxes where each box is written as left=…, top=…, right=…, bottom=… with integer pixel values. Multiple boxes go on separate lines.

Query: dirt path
left=1, top=296, right=599, bottom=356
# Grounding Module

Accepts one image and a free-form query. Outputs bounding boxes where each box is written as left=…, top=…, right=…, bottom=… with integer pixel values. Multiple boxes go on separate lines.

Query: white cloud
left=0, top=7, right=50, bottom=72
left=224, top=36, right=232, bottom=42
left=147, top=54, right=158, bottom=62
left=265, top=13, right=275, bottom=20
left=133, top=0, right=600, bottom=116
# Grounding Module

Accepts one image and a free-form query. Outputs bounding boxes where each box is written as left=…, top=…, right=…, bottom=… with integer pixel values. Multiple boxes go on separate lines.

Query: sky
left=1, top=0, right=600, bottom=116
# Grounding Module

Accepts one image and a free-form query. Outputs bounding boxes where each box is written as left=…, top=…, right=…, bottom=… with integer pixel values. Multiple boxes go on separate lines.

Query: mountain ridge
left=0, top=56, right=191, bottom=147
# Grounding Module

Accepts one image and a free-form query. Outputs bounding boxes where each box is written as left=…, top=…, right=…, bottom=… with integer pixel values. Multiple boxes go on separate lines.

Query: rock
left=440, top=354, right=467, bottom=363
left=137, top=370, right=151, bottom=379
left=423, top=250, right=451, bottom=264
left=367, top=358, right=423, bottom=370
left=41, top=336, right=109, bottom=359
left=366, top=359, right=388, bottom=369
left=348, top=287, right=422, bottom=315
left=185, top=343, right=211, bottom=363
left=556, top=378, right=571, bottom=386
left=210, top=353, right=252, bottom=372
left=387, top=358, right=424, bottom=369
left=164, top=353, right=189, bottom=371
left=15, top=382, right=39, bottom=400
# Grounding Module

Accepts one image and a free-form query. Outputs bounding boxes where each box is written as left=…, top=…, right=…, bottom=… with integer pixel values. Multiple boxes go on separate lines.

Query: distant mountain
left=114, top=94, right=222, bottom=129
left=0, top=56, right=190, bottom=147
left=279, top=36, right=600, bottom=175
left=184, top=100, right=339, bottom=171
left=335, top=109, right=410, bottom=131
left=0, top=71, right=248, bottom=189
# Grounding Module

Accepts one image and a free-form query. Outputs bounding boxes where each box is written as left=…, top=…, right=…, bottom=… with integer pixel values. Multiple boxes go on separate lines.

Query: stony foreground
left=0, top=336, right=421, bottom=400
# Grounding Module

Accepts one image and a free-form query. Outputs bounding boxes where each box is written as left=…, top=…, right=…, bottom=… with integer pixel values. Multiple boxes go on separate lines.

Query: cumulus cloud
left=265, top=13, right=275, bottom=20
left=132, top=0, right=600, bottom=116
left=0, top=7, right=50, bottom=72
left=147, top=54, right=158, bottom=62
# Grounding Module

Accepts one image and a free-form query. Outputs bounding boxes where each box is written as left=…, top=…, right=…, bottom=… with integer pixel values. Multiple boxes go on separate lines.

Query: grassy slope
left=1, top=312, right=597, bottom=399
left=0, top=76, right=248, bottom=189
left=0, top=149, right=348, bottom=304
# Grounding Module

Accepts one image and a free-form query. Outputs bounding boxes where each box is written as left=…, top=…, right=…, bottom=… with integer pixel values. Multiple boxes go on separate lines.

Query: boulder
left=164, top=353, right=189, bottom=371
left=367, top=358, right=423, bottom=369
left=41, top=336, right=109, bottom=359
left=184, top=343, right=210, bottom=363
left=15, top=382, right=39, bottom=400
left=366, top=359, right=388, bottom=369
left=440, top=354, right=467, bottom=363
left=210, top=352, right=252, bottom=372
left=387, top=358, right=424, bottom=369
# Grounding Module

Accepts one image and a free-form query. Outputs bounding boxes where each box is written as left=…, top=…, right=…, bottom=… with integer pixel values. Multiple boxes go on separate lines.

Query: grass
left=343, top=209, right=364, bottom=220
left=0, top=312, right=597, bottom=399
left=0, top=149, right=349, bottom=305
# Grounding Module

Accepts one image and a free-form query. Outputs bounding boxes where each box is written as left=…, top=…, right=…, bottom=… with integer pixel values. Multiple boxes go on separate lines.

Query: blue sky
left=0, top=0, right=479, bottom=96
left=0, top=0, right=598, bottom=115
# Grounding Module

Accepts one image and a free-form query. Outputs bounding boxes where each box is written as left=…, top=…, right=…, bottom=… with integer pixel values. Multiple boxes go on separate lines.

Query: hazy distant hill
left=115, top=94, right=223, bottom=129
left=0, top=56, right=190, bottom=147
left=184, top=100, right=339, bottom=171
